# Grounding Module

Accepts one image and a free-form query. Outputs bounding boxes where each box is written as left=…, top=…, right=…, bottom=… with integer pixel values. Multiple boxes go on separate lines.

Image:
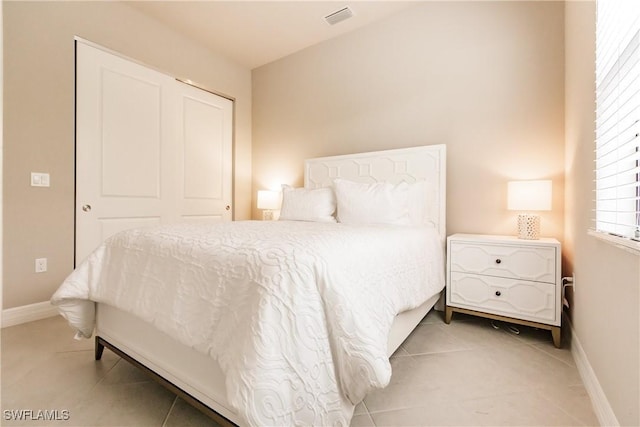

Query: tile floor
left=1, top=311, right=599, bottom=426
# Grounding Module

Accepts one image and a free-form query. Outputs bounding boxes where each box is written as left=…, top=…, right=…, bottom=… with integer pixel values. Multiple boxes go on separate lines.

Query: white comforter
left=51, top=220, right=444, bottom=426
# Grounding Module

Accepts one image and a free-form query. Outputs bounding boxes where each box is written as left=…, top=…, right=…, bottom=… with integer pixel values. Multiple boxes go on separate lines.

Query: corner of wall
left=1, top=0, right=5, bottom=323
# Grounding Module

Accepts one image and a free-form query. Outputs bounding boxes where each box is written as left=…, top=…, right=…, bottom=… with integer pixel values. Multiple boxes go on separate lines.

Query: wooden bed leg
left=95, top=337, right=105, bottom=360
left=551, top=327, right=561, bottom=349
left=445, top=306, right=453, bottom=324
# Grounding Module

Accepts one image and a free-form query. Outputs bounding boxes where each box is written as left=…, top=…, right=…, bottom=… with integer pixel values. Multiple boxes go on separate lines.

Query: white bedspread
left=51, top=220, right=444, bottom=426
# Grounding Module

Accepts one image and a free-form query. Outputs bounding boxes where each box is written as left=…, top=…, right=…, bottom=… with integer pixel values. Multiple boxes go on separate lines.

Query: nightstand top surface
left=448, top=233, right=560, bottom=246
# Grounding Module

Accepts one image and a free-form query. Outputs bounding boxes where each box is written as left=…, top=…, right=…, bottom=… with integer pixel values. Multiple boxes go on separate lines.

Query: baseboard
left=2, top=301, right=59, bottom=328
left=567, top=316, right=620, bottom=426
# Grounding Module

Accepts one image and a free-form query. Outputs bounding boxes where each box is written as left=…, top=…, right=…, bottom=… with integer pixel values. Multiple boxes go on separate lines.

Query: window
left=594, top=0, right=640, bottom=250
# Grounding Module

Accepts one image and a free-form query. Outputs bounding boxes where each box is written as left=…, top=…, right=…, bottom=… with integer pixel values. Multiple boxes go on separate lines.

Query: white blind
left=595, top=0, right=640, bottom=239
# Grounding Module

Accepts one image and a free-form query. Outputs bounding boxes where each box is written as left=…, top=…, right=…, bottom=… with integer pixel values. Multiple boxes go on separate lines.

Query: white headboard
left=304, top=145, right=446, bottom=242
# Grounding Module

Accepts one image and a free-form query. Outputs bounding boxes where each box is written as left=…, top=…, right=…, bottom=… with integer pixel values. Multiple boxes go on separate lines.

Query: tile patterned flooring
left=1, top=311, right=599, bottom=426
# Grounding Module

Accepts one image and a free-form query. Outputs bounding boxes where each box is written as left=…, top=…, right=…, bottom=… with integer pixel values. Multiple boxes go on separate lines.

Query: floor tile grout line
left=403, top=326, right=535, bottom=356
left=95, top=356, right=160, bottom=388
left=161, top=396, right=178, bottom=427
left=364, top=382, right=573, bottom=416
left=101, top=379, right=157, bottom=387
left=360, top=400, right=378, bottom=427
left=92, top=357, right=122, bottom=391
left=367, top=410, right=377, bottom=427
left=364, top=388, right=588, bottom=423
left=24, top=354, right=125, bottom=420
left=515, top=338, right=578, bottom=368
left=364, top=402, right=431, bottom=416
left=402, top=345, right=503, bottom=357
left=403, top=334, right=552, bottom=357
left=534, top=385, right=594, bottom=426
left=527, top=342, right=578, bottom=369
left=54, top=348, right=97, bottom=355
left=361, top=399, right=370, bottom=414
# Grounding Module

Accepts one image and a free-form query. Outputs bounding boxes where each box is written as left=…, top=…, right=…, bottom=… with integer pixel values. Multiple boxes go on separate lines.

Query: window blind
left=595, top=0, right=640, bottom=240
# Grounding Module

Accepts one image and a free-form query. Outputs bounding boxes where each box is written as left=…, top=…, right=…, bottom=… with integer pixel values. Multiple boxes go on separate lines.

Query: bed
left=52, top=144, right=446, bottom=426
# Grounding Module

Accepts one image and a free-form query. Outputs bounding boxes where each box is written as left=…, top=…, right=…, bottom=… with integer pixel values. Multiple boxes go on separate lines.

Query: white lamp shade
left=507, top=180, right=552, bottom=211
left=257, top=190, right=280, bottom=210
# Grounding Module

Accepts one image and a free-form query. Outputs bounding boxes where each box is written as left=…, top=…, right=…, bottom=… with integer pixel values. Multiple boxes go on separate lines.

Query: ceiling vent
left=324, top=6, right=354, bottom=26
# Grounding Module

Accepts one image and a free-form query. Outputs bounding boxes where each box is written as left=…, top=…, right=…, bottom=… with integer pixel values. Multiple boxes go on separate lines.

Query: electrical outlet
left=35, top=258, right=47, bottom=273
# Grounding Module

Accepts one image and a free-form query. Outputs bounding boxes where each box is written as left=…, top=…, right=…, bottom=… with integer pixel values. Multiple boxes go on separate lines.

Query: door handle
left=82, top=204, right=92, bottom=212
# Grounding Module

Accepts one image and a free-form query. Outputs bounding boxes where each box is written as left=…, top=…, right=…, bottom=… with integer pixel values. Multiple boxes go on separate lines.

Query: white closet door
left=175, top=81, right=233, bottom=224
left=75, top=41, right=232, bottom=264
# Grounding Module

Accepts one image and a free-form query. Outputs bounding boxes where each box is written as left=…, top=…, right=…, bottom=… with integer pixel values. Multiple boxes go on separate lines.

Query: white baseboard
left=567, top=316, right=620, bottom=426
left=2, top=301, right=59, bottom=328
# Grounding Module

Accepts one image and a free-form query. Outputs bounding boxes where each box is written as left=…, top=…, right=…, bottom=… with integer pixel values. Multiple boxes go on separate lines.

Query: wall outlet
left=35, top=258, right=47, bottom=273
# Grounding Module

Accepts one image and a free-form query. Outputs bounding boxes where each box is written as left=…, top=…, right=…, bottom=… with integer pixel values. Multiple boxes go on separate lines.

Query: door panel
left=176, top=82, right=232, bottom=221
left=183, top=97, right=223, bottom=199
left=76, top=41, right=232, bottom=265
left=101, top=69, right=162, bottom=198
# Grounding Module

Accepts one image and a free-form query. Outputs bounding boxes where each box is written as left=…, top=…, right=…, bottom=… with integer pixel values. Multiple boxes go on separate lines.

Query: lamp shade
left=257, top=190, right=280, bottom=210
left=507, top=180, right=552, bottom=211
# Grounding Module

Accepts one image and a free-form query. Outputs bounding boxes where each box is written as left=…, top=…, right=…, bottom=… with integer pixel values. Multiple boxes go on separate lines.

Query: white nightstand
left=445, top=233, right=562, bottom=347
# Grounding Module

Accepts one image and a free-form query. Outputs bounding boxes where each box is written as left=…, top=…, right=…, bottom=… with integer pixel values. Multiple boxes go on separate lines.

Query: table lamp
left=507, top=180, right=552, bottom=240
left=257, top=190, right=280, bottom=220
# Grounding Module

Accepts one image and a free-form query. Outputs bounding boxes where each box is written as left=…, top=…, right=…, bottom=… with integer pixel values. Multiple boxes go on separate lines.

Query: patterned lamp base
left=517, top=213, right=540, bottom=240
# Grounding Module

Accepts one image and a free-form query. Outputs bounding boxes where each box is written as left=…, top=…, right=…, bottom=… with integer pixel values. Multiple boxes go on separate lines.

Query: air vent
left=324, top=6, right=354, bottom=26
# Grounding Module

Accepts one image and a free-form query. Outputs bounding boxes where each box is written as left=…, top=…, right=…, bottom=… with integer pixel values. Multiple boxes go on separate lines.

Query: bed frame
left=94, top=144, right=447, bottom=425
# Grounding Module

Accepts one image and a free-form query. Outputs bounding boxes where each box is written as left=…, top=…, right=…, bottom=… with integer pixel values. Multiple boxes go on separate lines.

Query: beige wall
left=252, top=1, right=565, bottom=239
left=3, top=1, right=252, bottom=309
left=565, top=2, right=639, bottom=425
left=2, top=0, right=638, bottom=422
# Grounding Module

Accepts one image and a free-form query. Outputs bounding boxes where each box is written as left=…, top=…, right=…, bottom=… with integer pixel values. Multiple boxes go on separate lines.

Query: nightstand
left=445, top=233, right=562, bottom=347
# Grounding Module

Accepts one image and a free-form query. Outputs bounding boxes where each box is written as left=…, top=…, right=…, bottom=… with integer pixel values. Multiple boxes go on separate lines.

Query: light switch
left=31, top=172, right=50, bottom=187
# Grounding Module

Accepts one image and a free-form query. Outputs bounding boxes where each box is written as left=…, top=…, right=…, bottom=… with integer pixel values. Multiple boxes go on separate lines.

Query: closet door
left=75, top=41, right=232, bottom=264
left=175, top=81, right=233, bottom=224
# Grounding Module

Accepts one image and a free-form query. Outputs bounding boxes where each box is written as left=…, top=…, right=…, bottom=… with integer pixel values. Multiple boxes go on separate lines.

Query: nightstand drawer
left=449, top=241, right=556, bottom=283
left=449, top=272, right=556, bottom=324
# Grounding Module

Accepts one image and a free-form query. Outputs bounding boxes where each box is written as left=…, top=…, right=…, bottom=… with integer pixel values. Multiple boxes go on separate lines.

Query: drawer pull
left=495, top=291, right=502, bottom=297
left=495, top=259, right=502, bottom=264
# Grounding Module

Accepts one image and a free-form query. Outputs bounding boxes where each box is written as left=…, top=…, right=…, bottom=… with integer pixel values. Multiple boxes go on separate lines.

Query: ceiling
left=127, top=1, right=417, bottom=69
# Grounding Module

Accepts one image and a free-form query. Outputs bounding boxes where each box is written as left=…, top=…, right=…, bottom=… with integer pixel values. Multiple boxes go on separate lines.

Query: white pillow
left=278, top=185, right=337, bottom=223
left=333, top=179, right=411, bottom=226
left=407, top=180, right=431, bottom=226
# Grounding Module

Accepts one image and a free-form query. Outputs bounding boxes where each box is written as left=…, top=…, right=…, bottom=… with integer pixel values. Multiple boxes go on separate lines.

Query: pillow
left=333, top=179, right=411, bottom=226
left=407, top=180, right=431, bottom=226
left=278, top=185, right=337, bottom=223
